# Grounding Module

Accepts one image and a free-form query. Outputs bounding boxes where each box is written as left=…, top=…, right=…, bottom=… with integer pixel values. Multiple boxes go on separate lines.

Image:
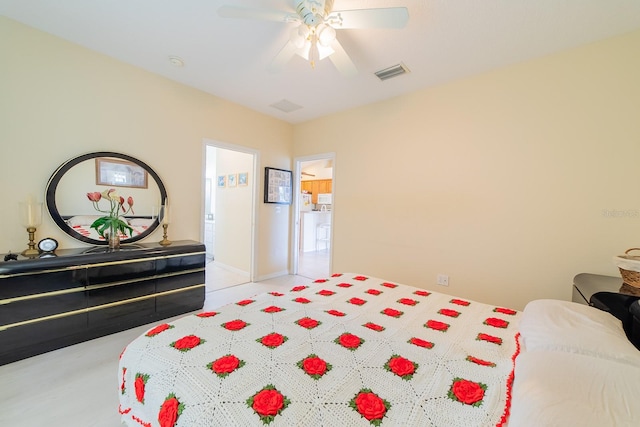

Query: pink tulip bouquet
left=86, top=189, right=134, bottom=239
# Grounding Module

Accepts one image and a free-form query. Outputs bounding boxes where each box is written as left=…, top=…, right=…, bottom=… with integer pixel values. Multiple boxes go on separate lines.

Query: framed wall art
left=238, top=172, right=248, bottom=186
left=95, top=157, right=148, bottom=189
left=217, top=175, right=226, bottom=188
left=228, top=173, right=237, bottom=188
left=264, top=167, right=292, bottom=204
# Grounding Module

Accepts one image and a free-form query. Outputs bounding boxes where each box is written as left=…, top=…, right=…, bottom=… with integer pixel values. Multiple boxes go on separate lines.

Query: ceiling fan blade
left=217, top=5, right=294, bottom=23
left=328, top=39, right=357, bottom=77
left=329, top=7, right=409, bottom=29
left=268, top=41, right=300, bottom=73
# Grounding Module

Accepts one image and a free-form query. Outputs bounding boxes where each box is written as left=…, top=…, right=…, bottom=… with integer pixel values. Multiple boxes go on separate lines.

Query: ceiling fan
left=217, top=0, right=409, bottom=76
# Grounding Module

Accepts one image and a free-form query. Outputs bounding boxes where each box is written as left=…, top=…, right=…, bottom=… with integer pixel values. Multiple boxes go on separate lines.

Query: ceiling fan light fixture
left=290, top=25, right=308, bottom=49
left=317, top=23, right=336, bottom=47
left=296, top=39, right=332, bottom=63
left=296, top=39, right=311, bottom=60
left=308, top=39, right=320, bottom=68
left=219, top=0, right=408, bottom=76
left=317, top=44, right=334, bottom=60
left=296, top=1, right=320, bottom=26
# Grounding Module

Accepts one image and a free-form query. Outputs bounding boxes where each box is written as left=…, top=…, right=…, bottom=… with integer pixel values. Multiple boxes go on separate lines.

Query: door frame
left=292, top=152, right=335, bottom=275
left=202, top=139, right=260, bottom=282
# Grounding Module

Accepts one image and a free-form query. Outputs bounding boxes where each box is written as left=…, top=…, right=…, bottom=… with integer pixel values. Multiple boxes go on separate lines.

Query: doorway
left=203, top=140, right=258, bottom=291
left=293, top=153, right=335, bottom=279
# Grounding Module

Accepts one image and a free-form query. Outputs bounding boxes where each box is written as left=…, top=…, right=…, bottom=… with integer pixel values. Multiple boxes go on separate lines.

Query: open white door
left=293, top=153, right=335, bottom=278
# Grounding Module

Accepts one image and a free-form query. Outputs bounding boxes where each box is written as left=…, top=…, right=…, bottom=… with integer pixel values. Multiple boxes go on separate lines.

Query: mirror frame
left=46, top=151, right=167, bottom=246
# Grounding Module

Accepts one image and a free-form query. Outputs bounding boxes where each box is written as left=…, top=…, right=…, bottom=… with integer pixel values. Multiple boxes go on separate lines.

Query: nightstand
left=572, top=273, right=625, bottom=305
left=573, top=273, right=640, bottom=305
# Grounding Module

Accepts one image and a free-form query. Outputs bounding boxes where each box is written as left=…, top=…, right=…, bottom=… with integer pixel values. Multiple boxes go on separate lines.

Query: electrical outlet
left=437, top=274, right=449, bottom=286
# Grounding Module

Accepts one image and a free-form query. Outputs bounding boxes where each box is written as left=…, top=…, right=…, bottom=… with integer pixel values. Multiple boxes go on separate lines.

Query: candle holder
left=158, top=203, right=171, bottom=246
left=159, top=223, right=172, bottom=246
left=19, top=200, right=43, bottom=257
left=22, top=226, right=39, bottom=257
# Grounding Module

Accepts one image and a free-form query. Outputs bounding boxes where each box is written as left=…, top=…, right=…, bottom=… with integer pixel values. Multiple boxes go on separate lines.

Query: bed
left=117, top=273, right=640, bottom=427
left=65, top=215, right=154, bottom=240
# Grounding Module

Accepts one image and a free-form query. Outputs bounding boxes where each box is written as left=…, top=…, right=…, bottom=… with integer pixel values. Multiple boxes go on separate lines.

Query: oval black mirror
left=46, top=152, right=167, bottom=245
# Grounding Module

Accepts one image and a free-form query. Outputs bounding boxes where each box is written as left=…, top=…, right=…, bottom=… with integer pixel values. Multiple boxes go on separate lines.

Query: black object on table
left=590, top=291, right=640, bottom=350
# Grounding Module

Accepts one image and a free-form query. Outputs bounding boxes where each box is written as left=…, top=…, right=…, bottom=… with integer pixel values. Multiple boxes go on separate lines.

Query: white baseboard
left=255, top=270, right=290, bottom=282
left=211, top=261, right=250, bottom=278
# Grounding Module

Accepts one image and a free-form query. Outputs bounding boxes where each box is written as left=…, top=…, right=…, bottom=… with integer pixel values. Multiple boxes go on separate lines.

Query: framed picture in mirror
left=95, top=157, right=148, bottom=189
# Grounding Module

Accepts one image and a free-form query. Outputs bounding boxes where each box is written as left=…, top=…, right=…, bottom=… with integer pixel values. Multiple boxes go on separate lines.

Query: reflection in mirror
left=82, top=244, right=146, bottom=253
left=46, top=152, right=167, bottom=245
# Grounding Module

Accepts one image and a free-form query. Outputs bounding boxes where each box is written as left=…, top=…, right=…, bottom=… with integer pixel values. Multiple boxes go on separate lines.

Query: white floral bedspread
left=70, top=224, right=149, bottom=240
left=118, top=273, right=521, bottom=427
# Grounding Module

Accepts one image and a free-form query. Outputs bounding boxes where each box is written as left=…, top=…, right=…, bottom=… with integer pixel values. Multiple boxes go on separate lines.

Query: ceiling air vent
left=270, top=99, right=303, bottom=113
left=374, top=63, right=410, bottom=81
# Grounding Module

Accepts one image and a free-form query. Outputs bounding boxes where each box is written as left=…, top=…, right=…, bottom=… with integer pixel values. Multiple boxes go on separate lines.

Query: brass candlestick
left=158, top=202, right=171, bottom=246
left=22, top=226, right=39, bottom=257
left=159, top=223, right=172, bottom=246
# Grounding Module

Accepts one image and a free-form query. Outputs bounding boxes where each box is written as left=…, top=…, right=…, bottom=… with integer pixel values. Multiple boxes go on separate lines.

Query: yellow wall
left=0, top=17, right=293, bottom=279
left=294, top=30, right=640, bottom=309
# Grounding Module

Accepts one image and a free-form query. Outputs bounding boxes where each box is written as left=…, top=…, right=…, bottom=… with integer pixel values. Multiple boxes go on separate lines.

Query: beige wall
left=4, top=16, right=640, bottom=310
left=293, top=30, right=640, bottom=310
left=0, top=17, right=293, bottom=279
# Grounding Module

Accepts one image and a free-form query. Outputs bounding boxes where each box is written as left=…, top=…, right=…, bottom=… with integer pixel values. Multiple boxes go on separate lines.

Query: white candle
left=27, top=203, right=35, bottom=227
left=21, top=195, right=41, bottom=227
left=162, top=198, right=170, bottom=225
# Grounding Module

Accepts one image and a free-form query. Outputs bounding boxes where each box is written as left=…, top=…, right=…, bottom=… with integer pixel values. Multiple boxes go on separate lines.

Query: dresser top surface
left=0, top=240, right=204, bottom=275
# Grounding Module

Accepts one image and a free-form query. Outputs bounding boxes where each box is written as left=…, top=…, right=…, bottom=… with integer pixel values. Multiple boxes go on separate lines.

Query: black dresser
left=0, top=240, right=206, bottom=365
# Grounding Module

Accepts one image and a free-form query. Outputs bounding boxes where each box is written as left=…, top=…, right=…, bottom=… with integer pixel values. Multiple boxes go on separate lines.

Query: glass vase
left=108, top=224, right=120, bottom=249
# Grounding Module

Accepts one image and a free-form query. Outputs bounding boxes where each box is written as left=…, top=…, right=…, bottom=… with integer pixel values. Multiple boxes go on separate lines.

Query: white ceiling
left=2, top=0, right=640, bottom=124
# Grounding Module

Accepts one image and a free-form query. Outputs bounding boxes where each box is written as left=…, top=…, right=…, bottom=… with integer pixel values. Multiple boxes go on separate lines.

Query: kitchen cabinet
left=300, top=180, right=332, bottom=204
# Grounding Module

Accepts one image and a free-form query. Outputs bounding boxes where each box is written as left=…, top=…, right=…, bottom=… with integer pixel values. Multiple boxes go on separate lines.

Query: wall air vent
left=374, top=63, right=410, bottom=81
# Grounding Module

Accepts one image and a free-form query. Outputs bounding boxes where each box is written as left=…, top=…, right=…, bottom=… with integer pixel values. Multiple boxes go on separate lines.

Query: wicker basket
left=618, top=248, right=640, bottom=288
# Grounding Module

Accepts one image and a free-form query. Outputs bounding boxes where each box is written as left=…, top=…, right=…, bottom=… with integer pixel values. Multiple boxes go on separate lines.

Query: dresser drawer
left=157, top=271, right=205, bottom=293
left=156, top=252, right=205, bottom=275
left=0, top=269, right=85, bottom=300
left=156, top=286, right=205, bottom=317
left=0, top=291, right=86, bottom=325
left=88, top=297, right=155, bottom=326
left=0, top=312, right=88, bottom=365
left=87, top=258, right=156, bottom=285
left=87, top=278, right=156, bottom=307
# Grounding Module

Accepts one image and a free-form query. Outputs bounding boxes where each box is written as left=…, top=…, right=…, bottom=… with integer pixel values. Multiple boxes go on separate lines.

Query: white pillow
left=66, top=215, right=101, bottom=226
left=510, top=351, right=640, bottom=427
left=519, top=299, right=640, bottom=365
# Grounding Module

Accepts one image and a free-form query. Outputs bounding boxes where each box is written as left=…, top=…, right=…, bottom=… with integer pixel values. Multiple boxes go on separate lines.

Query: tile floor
left=297, top=249, right=330, bottom=280
left=205, top=248, right=330, bottom=292
left=0, top=258, right=330, bottom=427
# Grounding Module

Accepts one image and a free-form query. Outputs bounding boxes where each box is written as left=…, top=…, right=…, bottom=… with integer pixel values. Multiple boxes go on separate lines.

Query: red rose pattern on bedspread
left=118, top=273, right=521, bottom=427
